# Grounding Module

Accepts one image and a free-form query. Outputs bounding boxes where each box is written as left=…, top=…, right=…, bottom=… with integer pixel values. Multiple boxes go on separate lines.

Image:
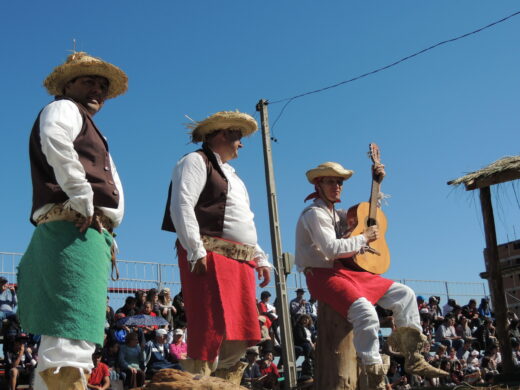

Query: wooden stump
left=314, top=301, right=358, bottom=390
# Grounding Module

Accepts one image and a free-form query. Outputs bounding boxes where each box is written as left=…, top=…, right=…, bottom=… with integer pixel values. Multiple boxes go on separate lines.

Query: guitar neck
left=367, top=173, right=381, bottom=226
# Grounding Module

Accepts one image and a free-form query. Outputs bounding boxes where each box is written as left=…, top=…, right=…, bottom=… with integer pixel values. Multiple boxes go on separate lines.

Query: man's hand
left=363, top=225, right=380, bottom=243
left=257, top=266, right=270, bottom=288
left=192, top=256, right=207, bottom=274
left=373, top=163, right=386, bottom=179
left=76, top=214, right=103, bottom=233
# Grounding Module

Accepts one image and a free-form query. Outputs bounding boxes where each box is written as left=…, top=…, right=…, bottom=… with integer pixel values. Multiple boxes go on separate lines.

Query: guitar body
left=346, top=201, right=391, bottom=274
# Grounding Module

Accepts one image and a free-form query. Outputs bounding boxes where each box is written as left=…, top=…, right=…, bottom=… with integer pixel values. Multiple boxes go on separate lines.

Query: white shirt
left=170, top=150, right=269, bottom=268
left=295, top=198, right=367, bottom=271
left=32, top=100, right=124, bottom=226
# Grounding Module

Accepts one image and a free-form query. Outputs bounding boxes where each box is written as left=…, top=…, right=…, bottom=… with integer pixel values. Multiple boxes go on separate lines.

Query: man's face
left=156, top=334, right=166, bottom=344
left=63, top=76, right=109, bottom=115
left=318, top=176, right=344, bottom=203
left=222, top=130, right=243, bottom=161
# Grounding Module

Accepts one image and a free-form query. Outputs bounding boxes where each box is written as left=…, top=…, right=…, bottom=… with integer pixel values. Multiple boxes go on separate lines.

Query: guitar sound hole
left=367, top=218, right=377, bottom=227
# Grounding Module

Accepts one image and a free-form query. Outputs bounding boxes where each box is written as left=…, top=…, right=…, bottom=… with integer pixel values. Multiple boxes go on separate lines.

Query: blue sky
left=1, top=1, right=519, bottom=288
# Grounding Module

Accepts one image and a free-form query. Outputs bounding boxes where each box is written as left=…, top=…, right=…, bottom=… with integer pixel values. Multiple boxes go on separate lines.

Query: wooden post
left=315, top=301, right=358, bottom=390
left=479, top=186, right=514, bottom=374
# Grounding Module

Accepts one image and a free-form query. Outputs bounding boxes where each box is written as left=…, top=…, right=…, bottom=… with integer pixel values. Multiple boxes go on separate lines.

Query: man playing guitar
left=295, top=156, right=447, bottom=389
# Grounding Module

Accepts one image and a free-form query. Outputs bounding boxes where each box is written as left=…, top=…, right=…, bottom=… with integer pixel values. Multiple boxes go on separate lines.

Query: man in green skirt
left=17, top=51, right=127, bottom=389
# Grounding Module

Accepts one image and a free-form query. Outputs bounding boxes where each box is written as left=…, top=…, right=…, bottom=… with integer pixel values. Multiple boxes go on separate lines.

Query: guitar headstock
left=368, top=143, right=381, bottom=164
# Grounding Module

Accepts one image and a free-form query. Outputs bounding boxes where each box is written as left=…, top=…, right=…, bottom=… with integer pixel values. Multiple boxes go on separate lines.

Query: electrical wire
left=267, top=10, right=520, bottom=131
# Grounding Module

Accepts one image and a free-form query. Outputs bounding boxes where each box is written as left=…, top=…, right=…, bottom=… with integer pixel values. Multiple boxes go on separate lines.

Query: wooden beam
left=465, top=169, right=520, bottom=190
left=479, top=186, right=514, bottom=373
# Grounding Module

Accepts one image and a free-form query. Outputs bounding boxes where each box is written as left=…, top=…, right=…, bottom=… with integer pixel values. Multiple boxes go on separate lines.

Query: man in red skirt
left=162, top=111, right=271, bottom=384
left=295, top=162, right=447, bottom=389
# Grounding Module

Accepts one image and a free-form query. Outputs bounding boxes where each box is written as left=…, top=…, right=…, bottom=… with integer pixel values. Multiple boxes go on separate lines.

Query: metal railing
left=1, top=251, right=488, bottom=311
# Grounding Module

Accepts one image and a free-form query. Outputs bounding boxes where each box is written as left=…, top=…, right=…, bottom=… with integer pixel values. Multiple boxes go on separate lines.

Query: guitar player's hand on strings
left=363, top=225, right=380, bottom=243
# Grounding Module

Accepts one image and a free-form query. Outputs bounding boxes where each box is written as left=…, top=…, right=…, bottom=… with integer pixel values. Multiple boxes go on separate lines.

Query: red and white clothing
left=295, top=198, right=420, bottom=365
left=170, top=149, right=270, bottom=367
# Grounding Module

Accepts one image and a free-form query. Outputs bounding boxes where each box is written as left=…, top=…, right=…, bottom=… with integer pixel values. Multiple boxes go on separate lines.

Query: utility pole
left=256, top=99, right=297, bottom=389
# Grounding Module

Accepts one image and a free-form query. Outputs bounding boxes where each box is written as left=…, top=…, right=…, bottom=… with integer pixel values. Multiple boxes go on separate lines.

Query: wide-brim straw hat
left=189, top=110, right=258, bottom=143
left=44, top=52, right=128, bottom=99
left=306, top=162, right=354, bottom=184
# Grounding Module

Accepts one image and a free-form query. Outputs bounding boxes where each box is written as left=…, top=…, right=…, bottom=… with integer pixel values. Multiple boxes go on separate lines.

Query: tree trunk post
left=315, top=301, right=358, bottom=390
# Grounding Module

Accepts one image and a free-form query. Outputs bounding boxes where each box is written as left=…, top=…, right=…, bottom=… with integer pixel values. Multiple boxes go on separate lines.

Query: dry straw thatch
left=448, top=156, right=520, bottom=190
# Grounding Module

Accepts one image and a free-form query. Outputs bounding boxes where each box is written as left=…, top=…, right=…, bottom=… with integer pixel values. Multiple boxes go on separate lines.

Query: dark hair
left=0, top=277, right=7, bottom=286
left=261, top=291, right=271, bottom=300
left=125, top=296, right=136, bottom=305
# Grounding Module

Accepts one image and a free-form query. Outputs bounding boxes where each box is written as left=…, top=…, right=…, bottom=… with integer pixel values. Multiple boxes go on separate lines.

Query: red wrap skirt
left=177, top=242, right=261, bottom=361
left=305, top=260, right=394, bottom=318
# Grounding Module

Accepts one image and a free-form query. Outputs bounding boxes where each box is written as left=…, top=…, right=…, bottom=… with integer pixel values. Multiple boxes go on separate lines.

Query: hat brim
left=191, top=112, right=257, bottom=143
left=306, top=167, right=353, bottom=184
left=44, top=60, right=128, bottom=99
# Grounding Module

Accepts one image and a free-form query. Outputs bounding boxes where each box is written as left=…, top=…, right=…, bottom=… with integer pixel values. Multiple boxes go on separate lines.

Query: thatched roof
left=447, top=156, right=520, bottom=191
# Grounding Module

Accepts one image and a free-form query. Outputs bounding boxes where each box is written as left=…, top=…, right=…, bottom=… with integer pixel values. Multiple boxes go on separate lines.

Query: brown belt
left=36, top=204, right=114, bottom=231
left=201, top=235, right=256, bottom=262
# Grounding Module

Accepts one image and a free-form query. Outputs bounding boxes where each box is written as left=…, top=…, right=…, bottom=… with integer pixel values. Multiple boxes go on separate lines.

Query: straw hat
left=189, top=110, right=258, bottom=143
left=44, top=52, right=128, bottom=99
left=306, top=162, right=354, bottom=184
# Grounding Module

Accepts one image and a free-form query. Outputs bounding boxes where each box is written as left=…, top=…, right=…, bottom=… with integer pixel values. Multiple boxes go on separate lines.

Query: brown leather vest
left=161, top=145, right=228, bottom=237
left=29, top=97, right=119, bottom=225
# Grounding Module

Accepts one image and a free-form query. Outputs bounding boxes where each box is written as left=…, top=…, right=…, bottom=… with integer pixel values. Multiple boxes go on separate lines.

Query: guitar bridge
left=361, top=245, right=381, bottom=256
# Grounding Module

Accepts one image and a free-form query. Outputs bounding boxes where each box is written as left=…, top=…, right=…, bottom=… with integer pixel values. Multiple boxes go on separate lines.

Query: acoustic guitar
left=345, top=143, right=390, bottom=274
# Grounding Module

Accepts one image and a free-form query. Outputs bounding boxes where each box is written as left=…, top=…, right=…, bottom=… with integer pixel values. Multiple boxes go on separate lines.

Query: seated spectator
left=450, top=360, right=464, bottom=385
left=102, top=341, right=121, bottom=383
left=173, top=290, right=187, bottom=328
left=417, top=295, right=428, bottom=314
left=435, top=316, right=463, bottom=350
left=241, top=347, right=262, bottom=388
left=158, top=288, right=177, bottom=329
left=462, top=299, right=479, bottom=319
left=144, top=329, right=180, bottom=374
left=135, top=290, right=147, bottom=313
left=478, top=298, right=492, bottom=319
left=258, top=350, right=280, bottom=389
left=438, top=360, right=454, bottom=386
left=258, top=291, right=274, bottom=330
left=87, top=348, right=110, bottom=390
left=308, top=297, right=318, bottom=325
left=293, top=314, right=315, bottom=362
left=147, top=288, right=161, bottom=316
left=116, top=296, right=137, bottom=317
left=427, top=296, right=443, bottom=324
left=0, top=277, right=17, bottom=321
left=442, top=299, right=457, bottom=317
left=512, top=339, right=520, bottom=367
left=105, top=296, right=115, bottom=330
left=118, top=332, right=145, bottom=388
left=456, top=315, right=475, bottom=342
left=109, top=313, right=130, bottom=344
left=6, top=335, right=36, bottom=390
left=509, top=319, right=520, bottom=343
left=140, top=301, right=159, bottom=340
left=290, top=289, right=308, bottom=322
left=456, top=339, right=473, bottom=362
left=169, top=328, right=187, bottom=362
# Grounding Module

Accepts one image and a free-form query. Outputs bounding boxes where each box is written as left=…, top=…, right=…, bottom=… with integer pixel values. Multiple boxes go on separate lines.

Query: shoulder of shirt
left=178, top=151, right=206, bottom=166
left=43, top=99, right=81, bottom=114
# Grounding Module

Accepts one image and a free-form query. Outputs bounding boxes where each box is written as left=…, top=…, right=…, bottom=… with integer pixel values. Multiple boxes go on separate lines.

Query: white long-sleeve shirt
left=295, top=198, right=367, bottom=271
left=170, top=150, right=269, bottom=268
left=32, top=100, right=124, bottom=226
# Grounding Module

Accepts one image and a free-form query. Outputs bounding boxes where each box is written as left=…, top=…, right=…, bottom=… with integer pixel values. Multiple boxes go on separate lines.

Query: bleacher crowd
left=2, top=274, right=520, bottom=389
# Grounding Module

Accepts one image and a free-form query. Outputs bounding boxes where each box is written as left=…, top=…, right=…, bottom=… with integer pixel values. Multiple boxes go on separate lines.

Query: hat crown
left=306, top=161, right=354, bottom=184
left=66, top=52, right=101, bottom=65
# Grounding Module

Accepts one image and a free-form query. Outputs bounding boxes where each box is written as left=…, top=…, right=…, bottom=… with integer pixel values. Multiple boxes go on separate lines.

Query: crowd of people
left=3, top=275, right=520, bottom=389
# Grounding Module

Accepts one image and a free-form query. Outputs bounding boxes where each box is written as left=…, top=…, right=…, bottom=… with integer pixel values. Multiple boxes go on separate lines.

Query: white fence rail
left=1, top=252, right=488, bottom=311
